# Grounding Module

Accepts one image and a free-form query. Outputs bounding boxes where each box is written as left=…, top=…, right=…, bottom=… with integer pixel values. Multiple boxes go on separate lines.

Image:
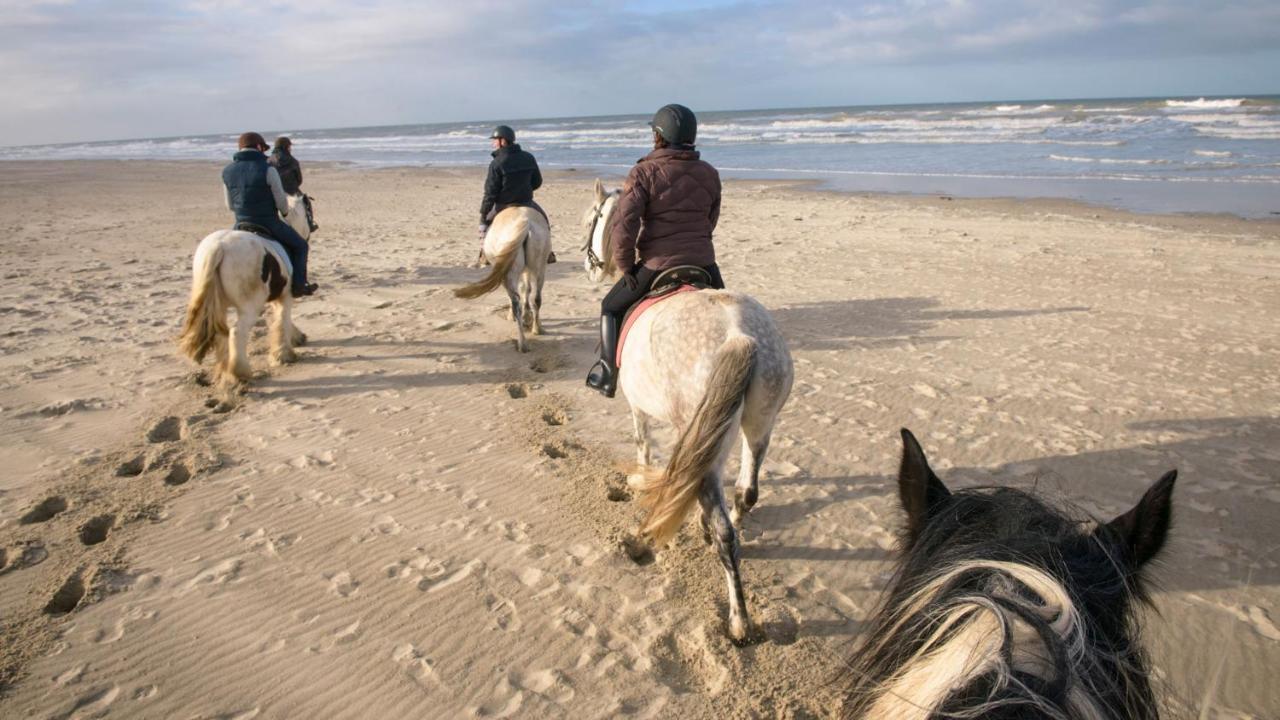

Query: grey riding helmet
left=490, top=125, right=516, bottom=142
left=649, top=104, right=697, bottom=146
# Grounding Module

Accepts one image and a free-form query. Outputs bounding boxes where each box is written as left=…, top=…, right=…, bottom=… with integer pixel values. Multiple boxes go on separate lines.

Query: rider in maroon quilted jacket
left=585, top=104, right=725, bottom=398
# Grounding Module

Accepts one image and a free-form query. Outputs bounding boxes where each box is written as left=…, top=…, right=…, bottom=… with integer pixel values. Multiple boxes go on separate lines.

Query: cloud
left=0, top=0, right=1276, bottom=145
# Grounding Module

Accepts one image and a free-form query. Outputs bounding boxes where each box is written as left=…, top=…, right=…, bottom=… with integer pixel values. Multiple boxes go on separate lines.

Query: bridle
left=582, top=190, right=620, bottom=272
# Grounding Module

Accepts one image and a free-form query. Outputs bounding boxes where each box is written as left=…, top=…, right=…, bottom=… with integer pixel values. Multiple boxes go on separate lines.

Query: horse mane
left=844, top=487, right=1161, bottom=720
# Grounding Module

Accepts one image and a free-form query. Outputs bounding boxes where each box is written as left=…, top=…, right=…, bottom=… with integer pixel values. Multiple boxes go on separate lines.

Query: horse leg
left=530, top=268, right=545, bottom=335
left=700, top=474, right=750, bottom=643
left=731, top=415, right=774, bottom=528
left=269, top=295, right=297, bottom=365
left=506, top=284, right=527, bottom=353
left=227, top=297, right=262, bottom=384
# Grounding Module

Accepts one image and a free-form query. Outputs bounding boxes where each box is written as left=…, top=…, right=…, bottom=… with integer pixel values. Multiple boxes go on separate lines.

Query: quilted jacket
left=610, top=147, right=721, bottom=273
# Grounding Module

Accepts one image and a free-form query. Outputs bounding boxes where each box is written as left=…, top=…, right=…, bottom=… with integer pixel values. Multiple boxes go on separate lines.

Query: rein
left=582, top=190, right=620, bottom=272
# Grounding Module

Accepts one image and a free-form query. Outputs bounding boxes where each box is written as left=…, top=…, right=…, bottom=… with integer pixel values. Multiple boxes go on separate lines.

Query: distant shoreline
left=4, top=158, right=1275, bottom=228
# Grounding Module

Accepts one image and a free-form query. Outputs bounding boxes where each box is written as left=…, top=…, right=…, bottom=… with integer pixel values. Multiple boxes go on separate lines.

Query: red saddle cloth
left=616, top=284, right=700, bottom=367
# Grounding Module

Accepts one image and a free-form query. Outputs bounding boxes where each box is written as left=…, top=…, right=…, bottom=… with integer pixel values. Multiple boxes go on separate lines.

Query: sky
left=1, top=0, right=1277, bottom=146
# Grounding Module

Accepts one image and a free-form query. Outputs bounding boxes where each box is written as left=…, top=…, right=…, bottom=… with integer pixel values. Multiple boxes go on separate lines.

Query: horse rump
left=639, top=335, right=757, bottom=546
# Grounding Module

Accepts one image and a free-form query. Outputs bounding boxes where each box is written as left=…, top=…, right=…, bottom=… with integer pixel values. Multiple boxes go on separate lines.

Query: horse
left=178, top=200, right=309, bottom=388
left=580, top=179, right=795, bottom=643
left=454, top=206, right=551, bottom=353
left=843, top=428, right=1177, bottom=720
left=285, top=192, right=313, bottom=241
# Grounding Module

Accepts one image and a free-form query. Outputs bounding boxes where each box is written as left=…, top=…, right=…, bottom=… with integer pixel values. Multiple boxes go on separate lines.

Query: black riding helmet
left=649, top=104, right=697, bottom=146
left=490, top=125, right=516, bottom=143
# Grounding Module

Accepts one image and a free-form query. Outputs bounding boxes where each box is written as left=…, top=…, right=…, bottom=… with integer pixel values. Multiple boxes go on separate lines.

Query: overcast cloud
left=1, top=0, right=1276, bottom=145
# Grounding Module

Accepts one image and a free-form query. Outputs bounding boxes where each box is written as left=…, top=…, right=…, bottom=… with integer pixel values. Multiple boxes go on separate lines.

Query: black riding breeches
left=600, top=263, right=724, bottom=319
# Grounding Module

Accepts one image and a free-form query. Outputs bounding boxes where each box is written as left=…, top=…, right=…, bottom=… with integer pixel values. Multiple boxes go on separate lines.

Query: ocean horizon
left=4, top=95, right=1277, bottom=218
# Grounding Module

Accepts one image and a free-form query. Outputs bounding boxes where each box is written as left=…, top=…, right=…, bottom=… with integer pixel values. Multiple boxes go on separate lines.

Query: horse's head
left=285, top=193, right=310, bottom=242
left=896, top=427, right=1175, bottom=590
left=843, top=428, right=1177, bottom=719
left=581, top=178, right=620, bottom=283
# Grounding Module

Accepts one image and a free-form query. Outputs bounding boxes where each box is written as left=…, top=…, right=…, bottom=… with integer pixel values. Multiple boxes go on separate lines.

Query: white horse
left=178, top=196, right=309, bottom=388
left=581, top=179, right=795, bottom=643
left=454, top=206, right=551, bottom=353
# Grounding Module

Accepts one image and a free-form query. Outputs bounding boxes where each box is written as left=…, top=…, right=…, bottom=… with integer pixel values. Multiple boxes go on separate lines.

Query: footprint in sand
left=57, top=684, right=119, bottom=720
left=325, top=571, right=361, bottom=597
left=309, top=619, right=362, bottom=654
left=95, top=606, right=158, bottom=644
left=511, top=668, right=576, bottom=704
left=146, top=416, right=183, bottom=443
left=384, top=550, right=449, bottom=587
left=392, top=643, right=445, bottom=689
left=78, top=514, right=115, bottom=546
left=485, top=594, right=521, bottom=632
left=163, top=460, right=192, bottom=486
left=0, top=542, right=47, bottom=575
left=115, top=453, right=146, bottom=477
left=420, top=559, right=485, bottom=594
left=503, top=383, right=529, bottom=399
left=45, top=568, right=90, bottom=617
left=19, top=494, right=68, bottom=524
left=177, top=558, right=242, bottom=595
left=648, top=624, right=730, bottom=694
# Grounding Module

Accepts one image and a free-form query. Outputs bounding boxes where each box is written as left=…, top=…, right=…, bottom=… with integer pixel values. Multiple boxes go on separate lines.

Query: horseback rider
left=585, top=104, right=725, bottom=398
left=269, top=136, right=318, bottom=232
left=222, top=132, right=317, bottom=297
left=477, top=125, right=554, bottom=266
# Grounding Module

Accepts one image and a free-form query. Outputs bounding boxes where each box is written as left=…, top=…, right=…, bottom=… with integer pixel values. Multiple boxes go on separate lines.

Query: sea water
left=3, top=96, right=1277, bottom=217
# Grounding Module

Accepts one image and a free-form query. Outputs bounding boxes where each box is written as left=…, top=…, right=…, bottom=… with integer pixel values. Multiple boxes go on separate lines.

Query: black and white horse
left=844, top=429, right=1176, bottom=720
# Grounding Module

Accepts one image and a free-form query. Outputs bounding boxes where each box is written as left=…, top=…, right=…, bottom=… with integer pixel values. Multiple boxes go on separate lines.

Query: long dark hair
left=843, top=429, right=1176, bottom=720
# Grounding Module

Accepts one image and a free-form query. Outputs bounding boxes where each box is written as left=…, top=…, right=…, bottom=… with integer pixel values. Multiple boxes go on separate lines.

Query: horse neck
left=848, top=559, right=1154, bottom=720
left=592, top=195, right=617, bottom=273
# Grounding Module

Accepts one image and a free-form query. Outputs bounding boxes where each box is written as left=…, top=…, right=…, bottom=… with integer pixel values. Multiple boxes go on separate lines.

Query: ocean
left=4, top=96, right=1278, bottom=217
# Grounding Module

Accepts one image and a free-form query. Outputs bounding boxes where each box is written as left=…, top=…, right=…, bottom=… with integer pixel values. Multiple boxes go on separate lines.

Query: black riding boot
left=585, top=314, right=620, bottom=398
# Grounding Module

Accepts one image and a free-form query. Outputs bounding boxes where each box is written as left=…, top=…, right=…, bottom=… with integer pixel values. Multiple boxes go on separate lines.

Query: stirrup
left=585, top=359, right=617, bottom=398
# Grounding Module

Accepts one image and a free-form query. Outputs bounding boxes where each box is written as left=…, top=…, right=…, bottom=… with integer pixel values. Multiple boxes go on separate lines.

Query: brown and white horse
left=178, top=198, right=309, bottom=389
left=455, top=206, right=551, bottom=352
left=581, top=179, right=795, bottom=642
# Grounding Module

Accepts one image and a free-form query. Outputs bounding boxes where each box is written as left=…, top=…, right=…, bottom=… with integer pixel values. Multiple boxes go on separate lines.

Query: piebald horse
left=844, top=429, right=1176, bottom=720
left=455, top=206, right=551, bottom=353
left=179, top=195, right=309, bottom=388
left=581, top=179, right=795, bottom=642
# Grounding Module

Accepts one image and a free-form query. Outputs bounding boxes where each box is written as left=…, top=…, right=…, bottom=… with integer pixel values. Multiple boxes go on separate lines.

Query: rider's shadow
left=771, top=297, right=1089, bottom=352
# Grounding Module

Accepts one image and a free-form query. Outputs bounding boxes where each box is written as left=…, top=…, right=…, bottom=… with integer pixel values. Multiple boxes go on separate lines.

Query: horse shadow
left=771, top=297, right=1089, bottom=352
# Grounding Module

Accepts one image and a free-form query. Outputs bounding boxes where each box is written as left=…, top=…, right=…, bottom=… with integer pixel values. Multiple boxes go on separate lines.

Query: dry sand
left=0, top=160, right=1277, bottom=719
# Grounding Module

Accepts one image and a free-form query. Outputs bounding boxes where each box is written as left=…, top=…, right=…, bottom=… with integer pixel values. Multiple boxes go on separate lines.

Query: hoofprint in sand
left=0, top=161, right=1277, bottom=718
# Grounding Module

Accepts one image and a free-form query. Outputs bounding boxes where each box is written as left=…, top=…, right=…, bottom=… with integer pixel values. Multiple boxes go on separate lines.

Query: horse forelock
left=846, top=489, right=1158, bottom=720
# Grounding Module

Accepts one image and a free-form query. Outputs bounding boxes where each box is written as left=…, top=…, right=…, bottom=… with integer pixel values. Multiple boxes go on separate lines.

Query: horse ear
left=1102, top=470, right=1176, bottom=568
left=898, top=428, right=951, bottom=546
left=594, top=178, right=606, bottom=203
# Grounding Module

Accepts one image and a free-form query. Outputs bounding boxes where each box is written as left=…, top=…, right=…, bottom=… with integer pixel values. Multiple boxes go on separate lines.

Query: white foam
left=1193, top=150, right=1233, bottom=157
left=1049, top=155, right=1171, bottom=165
left=1165, top=98, right=1247, bottom=109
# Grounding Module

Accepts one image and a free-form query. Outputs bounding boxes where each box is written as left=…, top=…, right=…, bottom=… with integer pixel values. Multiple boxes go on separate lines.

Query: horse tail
left=640, top=335, right=757, bottom=547
left=454, top=232, right=525, bottom=299
left=179, top=239, right=229, bottom=363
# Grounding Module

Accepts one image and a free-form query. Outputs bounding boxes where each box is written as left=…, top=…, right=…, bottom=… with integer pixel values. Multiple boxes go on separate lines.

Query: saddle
left=234, top=222, right=290, bottom=301
left=616, top=265, right=715, bottom=367
left=234, top=221, right=275, bottom=240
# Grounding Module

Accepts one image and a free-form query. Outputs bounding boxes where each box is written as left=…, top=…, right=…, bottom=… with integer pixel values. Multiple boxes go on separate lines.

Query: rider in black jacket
left=477, top=125, right=554, bottom=265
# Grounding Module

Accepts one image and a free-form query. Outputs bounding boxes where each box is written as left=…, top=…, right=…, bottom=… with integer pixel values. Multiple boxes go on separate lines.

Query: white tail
left=179, top=243, right=228, bottom=363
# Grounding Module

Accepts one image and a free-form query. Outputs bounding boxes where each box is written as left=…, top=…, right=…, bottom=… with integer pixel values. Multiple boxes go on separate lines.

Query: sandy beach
left=0, top=160, right=1277, bottom=718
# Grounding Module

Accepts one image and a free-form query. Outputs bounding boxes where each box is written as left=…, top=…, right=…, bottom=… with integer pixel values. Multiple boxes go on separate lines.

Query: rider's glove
left=478, top=224, right=488, bottom=239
